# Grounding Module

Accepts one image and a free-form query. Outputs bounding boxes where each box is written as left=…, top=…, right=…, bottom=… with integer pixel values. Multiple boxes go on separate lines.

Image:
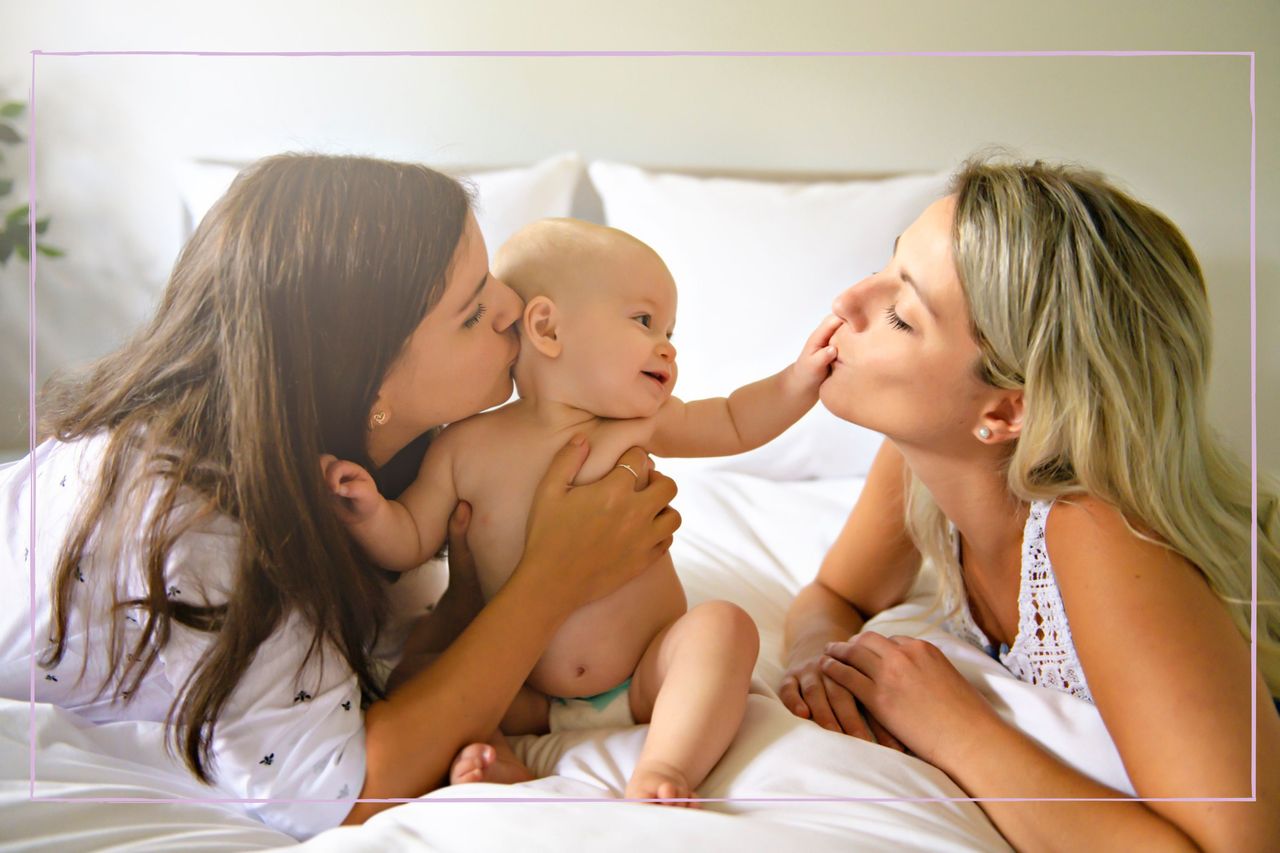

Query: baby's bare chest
left=454, top=418, right=654, bottom=598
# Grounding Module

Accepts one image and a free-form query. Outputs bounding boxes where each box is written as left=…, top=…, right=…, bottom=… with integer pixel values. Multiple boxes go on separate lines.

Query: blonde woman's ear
left=523, top=296, right=563, bottom=358
left=978, top=390, right=1024, bottom=442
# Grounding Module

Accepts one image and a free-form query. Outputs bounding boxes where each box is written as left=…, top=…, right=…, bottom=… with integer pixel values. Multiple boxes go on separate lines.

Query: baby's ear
left=523, top=296, right=563, bottom=358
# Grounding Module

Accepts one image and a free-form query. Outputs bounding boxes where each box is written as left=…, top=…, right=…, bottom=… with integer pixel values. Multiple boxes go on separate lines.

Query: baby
left=324, top=218, right=838, bottom=804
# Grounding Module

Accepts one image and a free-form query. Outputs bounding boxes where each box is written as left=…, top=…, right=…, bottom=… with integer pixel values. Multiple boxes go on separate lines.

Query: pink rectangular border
left=24, top=49, right=1260, bottom=810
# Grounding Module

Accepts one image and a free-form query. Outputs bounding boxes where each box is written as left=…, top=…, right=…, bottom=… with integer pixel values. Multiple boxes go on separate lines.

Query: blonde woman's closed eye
left=884, top=305, right=914, bottom=333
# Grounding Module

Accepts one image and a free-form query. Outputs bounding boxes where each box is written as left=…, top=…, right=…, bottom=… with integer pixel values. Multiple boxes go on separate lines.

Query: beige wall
left=0, top=0, right=1275, bottom=472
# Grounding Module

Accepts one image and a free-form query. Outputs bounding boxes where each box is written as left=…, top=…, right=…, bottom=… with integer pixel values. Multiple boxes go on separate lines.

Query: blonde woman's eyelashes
left=463, top=303, right=487, bottom=329
left=884, top=304, right=914, bottom=332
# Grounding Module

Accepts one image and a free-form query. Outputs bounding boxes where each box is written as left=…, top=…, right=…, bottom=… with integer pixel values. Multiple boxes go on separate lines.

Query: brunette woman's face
left=373, top=214, right=523, bottom=448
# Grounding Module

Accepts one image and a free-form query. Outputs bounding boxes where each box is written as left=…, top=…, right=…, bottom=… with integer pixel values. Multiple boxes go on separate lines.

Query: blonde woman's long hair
left=904, top=156, right=1280, bottom=695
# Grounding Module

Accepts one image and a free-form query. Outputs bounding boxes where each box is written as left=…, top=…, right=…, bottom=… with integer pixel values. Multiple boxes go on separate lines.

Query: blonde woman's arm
left=823, top=495, right=1279, bottom=851
left=779, top=438, right=920, bottom=738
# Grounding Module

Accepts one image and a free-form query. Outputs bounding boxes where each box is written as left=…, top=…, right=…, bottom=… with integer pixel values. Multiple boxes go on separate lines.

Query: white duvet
left=0, top=463, right=1130, bottom=851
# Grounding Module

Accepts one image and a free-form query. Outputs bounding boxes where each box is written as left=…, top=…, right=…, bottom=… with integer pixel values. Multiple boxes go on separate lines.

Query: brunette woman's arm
left=344, top=438, right=679, bottom=823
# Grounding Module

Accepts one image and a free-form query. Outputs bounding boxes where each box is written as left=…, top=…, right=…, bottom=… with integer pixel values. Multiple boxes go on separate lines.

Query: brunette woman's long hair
left=37, top=153, right=471, bottom=781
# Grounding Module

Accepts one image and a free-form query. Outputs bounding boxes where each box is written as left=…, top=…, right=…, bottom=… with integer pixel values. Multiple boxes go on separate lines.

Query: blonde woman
left=781, top=158, right=1279, bottom=850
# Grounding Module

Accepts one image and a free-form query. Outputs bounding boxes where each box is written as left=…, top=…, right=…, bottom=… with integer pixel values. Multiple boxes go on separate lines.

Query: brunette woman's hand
left=520, top=436, right=681, bottom=609
left=386, top=501, right=484, bottom=694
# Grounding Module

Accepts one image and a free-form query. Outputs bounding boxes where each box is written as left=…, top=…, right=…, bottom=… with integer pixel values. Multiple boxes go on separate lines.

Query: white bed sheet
left=0, top=463, right=1130, bottom=851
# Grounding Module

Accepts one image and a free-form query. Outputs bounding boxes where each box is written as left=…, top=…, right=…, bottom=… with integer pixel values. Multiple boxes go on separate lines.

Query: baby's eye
left=634, top=314, right=652, bottom=328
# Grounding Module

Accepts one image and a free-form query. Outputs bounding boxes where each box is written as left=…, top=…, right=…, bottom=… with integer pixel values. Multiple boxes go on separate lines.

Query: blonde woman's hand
left=821, top=632, right=999, bottom=764
left=320, top=454, right=385, bottom=527
left=520, top=437, right=681, bottom=610
left=779, top=643, right=903, bottom=750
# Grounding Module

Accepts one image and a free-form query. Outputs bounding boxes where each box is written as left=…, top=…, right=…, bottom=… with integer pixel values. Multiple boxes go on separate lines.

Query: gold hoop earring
left=370, top=410, right=388, bottom=429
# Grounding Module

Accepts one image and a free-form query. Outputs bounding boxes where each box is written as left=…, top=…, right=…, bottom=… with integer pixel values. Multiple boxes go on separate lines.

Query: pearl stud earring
left=977, top=427, right=992, bottom=440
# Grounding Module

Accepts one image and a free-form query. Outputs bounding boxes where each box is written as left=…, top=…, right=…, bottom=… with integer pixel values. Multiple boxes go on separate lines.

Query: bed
left=2, top=156, right=1132, bottom=851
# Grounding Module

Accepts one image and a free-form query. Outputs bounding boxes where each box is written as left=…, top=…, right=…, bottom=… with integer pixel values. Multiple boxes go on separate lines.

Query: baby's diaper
left=548, top=677, right=635, bottom=732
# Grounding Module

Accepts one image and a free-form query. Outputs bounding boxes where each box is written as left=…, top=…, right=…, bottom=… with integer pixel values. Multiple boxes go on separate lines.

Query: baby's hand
left=320, top=454, right=384, bottom=526
left=789, top=314, right=841, bottom=393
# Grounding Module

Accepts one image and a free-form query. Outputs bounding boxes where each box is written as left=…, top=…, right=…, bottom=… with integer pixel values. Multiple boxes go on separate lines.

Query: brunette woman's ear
left=367, top=394, right=390, bottom=430
left=523, top=296, right=563, bottom=358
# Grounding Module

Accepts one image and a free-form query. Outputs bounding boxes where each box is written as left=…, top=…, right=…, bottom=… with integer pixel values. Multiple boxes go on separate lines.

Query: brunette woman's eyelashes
left=463, top=303, right=487, bottom=329
left=884, top=304, right=914, bottom=332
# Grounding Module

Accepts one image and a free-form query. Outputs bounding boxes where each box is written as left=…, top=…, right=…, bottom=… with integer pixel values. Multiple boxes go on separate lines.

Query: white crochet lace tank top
left=944, top=500, right=1094, bottom=704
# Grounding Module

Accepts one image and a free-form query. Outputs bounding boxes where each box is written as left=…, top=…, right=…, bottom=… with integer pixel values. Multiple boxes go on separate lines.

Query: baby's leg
left=625, top=600, right=759, bottom=806
left=449, top=730, right=536, bottom=786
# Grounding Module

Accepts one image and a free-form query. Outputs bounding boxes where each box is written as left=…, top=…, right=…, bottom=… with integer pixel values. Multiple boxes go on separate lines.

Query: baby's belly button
left=534, top=647, right=636, bottom=698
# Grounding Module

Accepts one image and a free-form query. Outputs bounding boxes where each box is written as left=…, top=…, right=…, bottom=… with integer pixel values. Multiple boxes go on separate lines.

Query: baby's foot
left=448, top=742, right=536, bottom=786
left=624, top=761, right=702, bottom=808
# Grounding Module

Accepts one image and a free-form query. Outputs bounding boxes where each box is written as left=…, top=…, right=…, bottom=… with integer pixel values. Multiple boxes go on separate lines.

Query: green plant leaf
left=36, top=243, right=64, bottom=258
left=35, top=217, right=49, bottom=234
left=5, top=204, right=28, bottom=224
left=16, top=241, right=29, bottom=261
left=0, top=234, right=11, bottom=264
left=0, top=102, right=23, bottom=119
left=0, top=123, right=22, bottom=144
left=0, top=179, right=11, bottom=197
left=1, top=219, right=24, bottom=244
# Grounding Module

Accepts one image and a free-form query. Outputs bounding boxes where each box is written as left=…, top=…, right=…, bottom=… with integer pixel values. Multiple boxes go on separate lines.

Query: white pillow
left=460, top=152, right=582, bottom=258
left=175, top=152, right=583, bottom=261
left=587, top=161, right=952, bottom=480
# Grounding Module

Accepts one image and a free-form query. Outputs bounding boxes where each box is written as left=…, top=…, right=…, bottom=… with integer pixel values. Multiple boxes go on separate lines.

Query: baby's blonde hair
left=494, top=217, right=661, bottom=302
left=905, top=156, right=1280, bottom=695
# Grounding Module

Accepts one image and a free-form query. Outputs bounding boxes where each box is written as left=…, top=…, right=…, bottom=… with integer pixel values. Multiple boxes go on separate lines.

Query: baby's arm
left=321, top=436, right=459, bottom=572
left=649, top=314, right=839, bottom=458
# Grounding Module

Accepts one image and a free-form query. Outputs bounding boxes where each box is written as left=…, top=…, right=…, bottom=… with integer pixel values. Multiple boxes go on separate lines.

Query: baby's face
left=556, top=250, right=678, bottom=419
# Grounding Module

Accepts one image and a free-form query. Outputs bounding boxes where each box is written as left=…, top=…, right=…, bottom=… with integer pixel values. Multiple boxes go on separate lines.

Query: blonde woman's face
left=819, top=194, right=992, bottom=448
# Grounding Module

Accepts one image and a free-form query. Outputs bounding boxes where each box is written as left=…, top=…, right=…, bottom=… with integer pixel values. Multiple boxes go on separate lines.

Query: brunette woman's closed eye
left=464, top=304, right=487, bottom=329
